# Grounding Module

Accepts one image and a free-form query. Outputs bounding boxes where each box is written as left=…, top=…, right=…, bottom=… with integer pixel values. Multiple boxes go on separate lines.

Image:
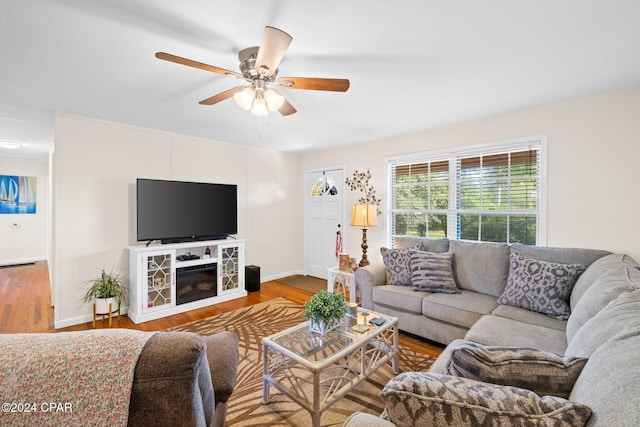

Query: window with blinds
left=388, top=138, right=544, bottom=245
left=390, top=160, right=449, bottom=238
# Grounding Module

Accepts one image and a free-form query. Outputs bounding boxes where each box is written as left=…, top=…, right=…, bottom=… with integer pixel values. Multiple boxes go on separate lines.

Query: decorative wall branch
left=345, top=169, right=382, bottom=215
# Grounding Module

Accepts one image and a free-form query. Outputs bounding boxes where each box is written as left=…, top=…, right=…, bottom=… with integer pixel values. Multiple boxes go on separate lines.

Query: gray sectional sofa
left=344, top=238, right=640, bottom=426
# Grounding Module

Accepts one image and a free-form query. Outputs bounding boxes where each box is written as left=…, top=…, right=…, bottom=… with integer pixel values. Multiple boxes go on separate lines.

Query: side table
left=327, top=267, right=360, bottom=303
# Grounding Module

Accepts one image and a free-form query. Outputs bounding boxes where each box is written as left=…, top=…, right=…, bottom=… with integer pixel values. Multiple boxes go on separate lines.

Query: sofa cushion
left=449, top=240, right=509, bottom=297
left=566, top=265, right=640, bottom=342
left=380, top=372, right=592, bottom=427
left=422, top=290, right=497, bottom=328
left=410, top=250, right=459, bottom=293
left=492, top=304, right=567, bottom=331
left=203, top=332, right=239, bottom=404
left=129, top=332, right=215, bottom=427
left=373, top=285, right=426, bottom=314
left=566, top=290, right=640, bottom=358
left=498, top=252, right=584, bottom=320
left=394, top=236, right=449, bottom=253
left=570, top=253, right=638, bottom=310
left=510, top=243, right=609, bottom=270
left=569, top=325, right=640, bottom=426
left=465, top=315, right=568, bottom=355
left=445, top=342, right=587, bottom=399
left=380, top=247, right=416, bottom=286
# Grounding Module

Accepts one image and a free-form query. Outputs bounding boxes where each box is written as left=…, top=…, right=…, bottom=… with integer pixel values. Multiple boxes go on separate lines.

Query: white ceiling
left=2, top=0, right=640, bottom=162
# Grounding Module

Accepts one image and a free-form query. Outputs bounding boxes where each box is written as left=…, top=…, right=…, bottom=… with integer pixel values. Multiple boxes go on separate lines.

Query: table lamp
left=350, top=204, right=377, bottom=267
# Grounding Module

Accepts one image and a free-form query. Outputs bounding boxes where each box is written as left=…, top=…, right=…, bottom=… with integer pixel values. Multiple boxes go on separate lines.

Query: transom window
left=388, top=137, right=546, bottom=246
left=311, top=176, right=338, bottom=197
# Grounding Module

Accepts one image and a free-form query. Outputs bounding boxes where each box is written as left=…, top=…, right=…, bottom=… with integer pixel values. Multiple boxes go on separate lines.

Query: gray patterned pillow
left=410, top=251, right=459, bottom=293
left=380, top=247, right=419, bottom=286
left=498, top=252, right=584, bottom=319
left=380, top=372, right=592, bottom=427
left=445, top=342, right=587, bottom=399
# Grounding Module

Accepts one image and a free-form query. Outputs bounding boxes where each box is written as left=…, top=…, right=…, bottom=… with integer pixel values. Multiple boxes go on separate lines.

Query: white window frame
left=386, top=135, right=547, bottom=246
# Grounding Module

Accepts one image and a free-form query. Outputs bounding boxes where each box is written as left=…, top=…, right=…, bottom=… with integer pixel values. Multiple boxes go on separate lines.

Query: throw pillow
left=498, top=252, right=584, bottom=320
left=445, top=342, right=587, bottom=399
left=410, top=251, right=460, bottom=294
left=380, top=372, right=592, bottom=427
left=380, top=247, right=418, bottom=286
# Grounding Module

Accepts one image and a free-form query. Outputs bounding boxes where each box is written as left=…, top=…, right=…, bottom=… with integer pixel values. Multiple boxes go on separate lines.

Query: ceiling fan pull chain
left=257, top=116, right=262, bottom=140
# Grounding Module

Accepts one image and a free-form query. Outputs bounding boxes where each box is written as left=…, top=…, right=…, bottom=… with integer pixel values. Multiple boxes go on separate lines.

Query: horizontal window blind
left=388, top=138, right=544, bottom=246
left=456, top=147, right=539, bottom=244
left=390, top=159, right=449, bottom=239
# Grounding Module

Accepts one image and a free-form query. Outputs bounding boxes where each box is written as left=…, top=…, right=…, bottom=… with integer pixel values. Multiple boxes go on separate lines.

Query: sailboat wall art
left=0, top=175, right=37, bottom=214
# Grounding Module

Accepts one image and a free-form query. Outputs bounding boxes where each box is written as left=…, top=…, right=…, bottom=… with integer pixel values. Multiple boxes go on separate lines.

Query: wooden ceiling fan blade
left=277, top=94, right=297, bottom=116
left=198, top=87, right=244, bottom=105
left=277, top=77, right=350, bottom=92
left=254, top=27, right=292, bottom=77
left=155, top=52, right=242, bottom=78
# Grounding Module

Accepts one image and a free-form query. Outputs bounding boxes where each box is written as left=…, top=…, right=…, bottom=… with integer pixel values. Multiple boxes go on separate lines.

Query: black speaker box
left=245, top=265, right=260, bottom=292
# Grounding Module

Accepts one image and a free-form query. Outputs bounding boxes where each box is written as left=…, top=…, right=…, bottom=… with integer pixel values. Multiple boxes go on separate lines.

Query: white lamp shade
left=265, top=89, right=285, bottom=111
left=234, top=87, right=254, bottom=110
left=251, top=96, right=269, bottom=116
left=350, top=204, right=377, bottom=227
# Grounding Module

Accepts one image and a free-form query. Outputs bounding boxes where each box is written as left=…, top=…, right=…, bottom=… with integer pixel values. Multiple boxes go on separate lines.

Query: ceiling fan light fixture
left=264, top=89, right=285, bottom=111
left=156, top=26, right=349, bottom=118
left=234, top=87, right=254, bottom=110
left=250, top=95, right=269, bottom=116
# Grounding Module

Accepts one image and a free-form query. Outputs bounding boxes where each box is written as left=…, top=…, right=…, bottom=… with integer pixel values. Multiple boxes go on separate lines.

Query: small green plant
left=82, top=269, right=128, bottom=302
left=304, top=291, right=347, bottom=323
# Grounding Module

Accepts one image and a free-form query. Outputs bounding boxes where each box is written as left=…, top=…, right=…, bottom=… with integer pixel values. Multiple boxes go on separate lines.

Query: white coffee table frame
left=262, top=309, right=398, bottom=427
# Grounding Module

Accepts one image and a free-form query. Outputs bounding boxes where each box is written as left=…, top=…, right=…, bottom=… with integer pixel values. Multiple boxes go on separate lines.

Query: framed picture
left=0, top=175, right=37, bottom=214
left=339, top=254, right=351, bottom=272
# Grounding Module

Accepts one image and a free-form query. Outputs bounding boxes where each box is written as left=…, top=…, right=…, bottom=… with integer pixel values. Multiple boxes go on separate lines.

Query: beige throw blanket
left=0, top=329, right=156, bottom=427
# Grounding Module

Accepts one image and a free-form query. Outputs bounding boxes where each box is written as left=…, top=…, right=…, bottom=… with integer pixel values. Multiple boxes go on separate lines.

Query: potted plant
left=83, top=269, right=128, bottom=314
left=304, top=291, right=347, bottom=335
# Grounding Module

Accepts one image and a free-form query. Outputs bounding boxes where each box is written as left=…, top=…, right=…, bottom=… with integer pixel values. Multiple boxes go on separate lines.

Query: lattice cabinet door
left=141, top=249, right=176, bottom=313
left=218, top=244, right=244, bottom=294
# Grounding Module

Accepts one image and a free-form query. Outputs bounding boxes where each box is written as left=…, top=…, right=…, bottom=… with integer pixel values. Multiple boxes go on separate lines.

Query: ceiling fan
left=155, top=26, right=350, bottom=117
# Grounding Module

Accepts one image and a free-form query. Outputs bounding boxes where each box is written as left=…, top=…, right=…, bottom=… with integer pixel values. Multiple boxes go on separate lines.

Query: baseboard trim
left=54, top=305, right=130, bottom=329
left=0, top=256, right=46, bottom=267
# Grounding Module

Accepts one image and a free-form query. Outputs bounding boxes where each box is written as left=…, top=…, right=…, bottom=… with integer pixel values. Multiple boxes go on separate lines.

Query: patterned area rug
left=167, top=298, right=435, bottom=426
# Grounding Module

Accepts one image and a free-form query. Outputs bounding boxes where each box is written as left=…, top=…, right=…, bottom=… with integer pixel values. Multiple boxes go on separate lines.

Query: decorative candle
left=346, top=302, right=358, bottom=318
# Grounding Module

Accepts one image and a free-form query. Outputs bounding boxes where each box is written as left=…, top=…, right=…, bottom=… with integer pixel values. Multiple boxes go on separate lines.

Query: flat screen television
left=136, top=178, right=237, bottom=243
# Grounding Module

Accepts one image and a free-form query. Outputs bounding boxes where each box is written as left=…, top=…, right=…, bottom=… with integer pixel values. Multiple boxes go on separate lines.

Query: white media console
left=128, top=238, right=247, bottom=324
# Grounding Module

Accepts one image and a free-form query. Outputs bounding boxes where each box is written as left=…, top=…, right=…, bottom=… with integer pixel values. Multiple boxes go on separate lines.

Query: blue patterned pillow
left=498, top=252, right=584, bottom=320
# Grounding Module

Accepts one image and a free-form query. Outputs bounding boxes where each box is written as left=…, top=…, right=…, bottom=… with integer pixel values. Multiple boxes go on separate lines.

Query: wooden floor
left=0, top=261, right=444, bottom=358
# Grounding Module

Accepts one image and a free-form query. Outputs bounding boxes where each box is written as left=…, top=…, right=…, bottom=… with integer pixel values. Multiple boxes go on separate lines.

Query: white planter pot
left=95, top=297, right=118, bottom=314
left=309, top=317, right=341, bottom=336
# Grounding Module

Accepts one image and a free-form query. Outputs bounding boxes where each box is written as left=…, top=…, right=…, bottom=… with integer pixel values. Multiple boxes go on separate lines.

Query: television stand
left=128, top=238, right=247, bottom=324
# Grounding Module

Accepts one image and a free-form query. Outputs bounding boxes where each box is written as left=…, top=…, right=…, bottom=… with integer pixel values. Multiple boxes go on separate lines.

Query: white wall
left=0, top=158, right=48, bottom=265
left=52, top=114, right=302, bottom=327
left=50, top=84, right=640, bottom=326
left=300, top=85, right=640, bottom=264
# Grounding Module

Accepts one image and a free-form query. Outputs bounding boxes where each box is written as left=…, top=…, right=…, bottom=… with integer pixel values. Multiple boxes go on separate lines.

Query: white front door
left=305, top=168, right=344, bottom=279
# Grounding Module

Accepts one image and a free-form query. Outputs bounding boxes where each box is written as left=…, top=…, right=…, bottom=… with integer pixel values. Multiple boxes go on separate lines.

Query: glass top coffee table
left=262, top=309, right=398, bottom=427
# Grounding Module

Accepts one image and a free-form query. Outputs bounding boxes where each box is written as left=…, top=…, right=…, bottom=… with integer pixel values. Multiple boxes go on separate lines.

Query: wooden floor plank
left=0, top=261, right=444, bottom=358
